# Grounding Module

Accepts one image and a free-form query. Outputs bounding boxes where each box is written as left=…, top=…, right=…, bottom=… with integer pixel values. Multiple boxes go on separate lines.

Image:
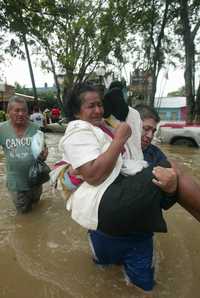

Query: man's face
left=141, top=118, right=157, bottom=150
left=8, top=102, right=28, bottom=126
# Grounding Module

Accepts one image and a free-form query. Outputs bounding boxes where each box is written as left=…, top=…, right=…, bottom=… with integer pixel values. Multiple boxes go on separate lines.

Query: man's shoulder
left=148, top=143, right=160, bottom=151
left=146, top=143, right=165, bottom=154
left=144, top=143, right=167, bottom=162
left=143, top=144, right=166, bottom=159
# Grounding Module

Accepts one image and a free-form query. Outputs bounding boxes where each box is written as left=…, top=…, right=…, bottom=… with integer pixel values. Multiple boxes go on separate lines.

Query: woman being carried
left=58, top=84, right=177, bottom=236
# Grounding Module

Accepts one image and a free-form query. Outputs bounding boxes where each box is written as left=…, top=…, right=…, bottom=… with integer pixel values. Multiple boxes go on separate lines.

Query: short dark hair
left=7, top=95, right=28, bottom=112
left=63, top=83, right=99, bottom=121
left=134, top=104, right=160, bottom=123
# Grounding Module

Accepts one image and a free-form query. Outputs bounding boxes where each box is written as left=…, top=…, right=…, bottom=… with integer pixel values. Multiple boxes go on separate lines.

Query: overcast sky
left=1, top=56, right=186, bottom=97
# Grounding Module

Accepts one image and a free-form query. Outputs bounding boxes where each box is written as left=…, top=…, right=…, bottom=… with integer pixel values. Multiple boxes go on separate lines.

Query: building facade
left=154, top=97, right=187, bottom=121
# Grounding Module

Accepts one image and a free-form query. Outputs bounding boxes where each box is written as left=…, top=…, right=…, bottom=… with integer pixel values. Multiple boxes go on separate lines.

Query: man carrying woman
left=55, top=84, right=180, bottom=294
left=53, top=83, right=200, bottom=295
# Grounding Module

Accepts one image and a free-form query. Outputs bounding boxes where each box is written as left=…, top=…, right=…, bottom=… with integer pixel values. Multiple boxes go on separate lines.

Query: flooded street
left=0, top=133, right=200, bottom=298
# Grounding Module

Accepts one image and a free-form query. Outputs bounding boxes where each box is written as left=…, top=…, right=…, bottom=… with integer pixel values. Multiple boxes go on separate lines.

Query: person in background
left=43, top=108, right=51, bottom=124
left=51, top=106, right=61, bottom=123
left=30, top=106, right=46, bottom=130
left=0, top=96, right=48, bottom=214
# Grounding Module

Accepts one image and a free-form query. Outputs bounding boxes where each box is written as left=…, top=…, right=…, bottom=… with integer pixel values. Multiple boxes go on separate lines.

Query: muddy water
left=0, top=134, right=199, bottom=298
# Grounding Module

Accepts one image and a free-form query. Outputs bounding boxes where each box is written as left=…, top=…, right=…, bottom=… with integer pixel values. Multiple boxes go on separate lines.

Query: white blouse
left=59, top=108, right=148, bottom=230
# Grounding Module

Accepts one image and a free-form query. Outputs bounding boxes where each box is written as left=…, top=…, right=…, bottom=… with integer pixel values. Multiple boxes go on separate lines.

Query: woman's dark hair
left=63, top=83, right=99, bottom=121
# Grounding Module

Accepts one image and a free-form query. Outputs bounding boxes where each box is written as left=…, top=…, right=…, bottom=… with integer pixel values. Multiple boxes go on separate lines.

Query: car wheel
left=171, top=138, right=197, bottom=147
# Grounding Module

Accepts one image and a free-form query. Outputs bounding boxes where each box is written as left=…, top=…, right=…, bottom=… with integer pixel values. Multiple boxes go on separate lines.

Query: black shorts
left=98, top=166, right=167, bottom=236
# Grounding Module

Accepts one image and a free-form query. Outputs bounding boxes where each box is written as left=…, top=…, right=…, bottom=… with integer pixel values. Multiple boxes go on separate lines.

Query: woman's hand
left=114, top=122, right=132, bottom=145
left=68, top=165, right=79, bottom=176
left=152, top=166, right=178, bottom=194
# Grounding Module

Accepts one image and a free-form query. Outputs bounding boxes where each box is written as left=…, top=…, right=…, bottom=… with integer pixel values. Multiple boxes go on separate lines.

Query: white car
left=156, top=123, right=200, bottom=147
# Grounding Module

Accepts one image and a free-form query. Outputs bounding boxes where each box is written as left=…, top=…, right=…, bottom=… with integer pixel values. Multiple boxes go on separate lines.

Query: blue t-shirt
left=143, top=143, right=167, bottom=167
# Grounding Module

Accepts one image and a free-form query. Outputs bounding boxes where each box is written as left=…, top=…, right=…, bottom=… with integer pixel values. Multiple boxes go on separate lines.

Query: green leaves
left=0, top=0, right=200, bottom=114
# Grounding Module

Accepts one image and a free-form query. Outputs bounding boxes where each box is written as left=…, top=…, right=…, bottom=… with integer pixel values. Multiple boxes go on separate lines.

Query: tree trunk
left=149, top=69, right=158, bottom=107
left=195, top=81, right=200, bottom=123
left=179, top=0, right=195, bottom=123
left=22, top=34, right=38, bottom=102
left=46, top=48, right=65, bottom=115
left=149, top=0, right=170, bottom=107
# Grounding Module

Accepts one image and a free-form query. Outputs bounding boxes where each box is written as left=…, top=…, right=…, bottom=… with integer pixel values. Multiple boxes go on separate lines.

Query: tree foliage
left=167, top=86, right=185, bottom=97
left=14, top=82, right=57, bottom=110
left=0, top=0, right=200, bottom=121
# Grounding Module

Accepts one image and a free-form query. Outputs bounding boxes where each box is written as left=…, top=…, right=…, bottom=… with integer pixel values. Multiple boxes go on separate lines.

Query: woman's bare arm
left=76, top=123, right=131, bottom=185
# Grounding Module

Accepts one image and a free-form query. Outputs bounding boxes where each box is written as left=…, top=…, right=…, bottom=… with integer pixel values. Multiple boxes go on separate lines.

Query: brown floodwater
left=0, top=134, right=199, bottom=298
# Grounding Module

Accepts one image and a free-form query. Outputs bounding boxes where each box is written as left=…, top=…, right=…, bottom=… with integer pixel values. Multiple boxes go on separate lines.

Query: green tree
left=128, top=0, right=176, bottom=106
left=178, top=0, right=200, bottom=122
left=2, top=0, right=200, bottom=122
left=0, top=33, right=5, bottom=74
left=1, top=0, right=127, bottom=113
left=0, top=0, right=38, bottom=100
left=167, top=86, right=185, bottom=97
left=28, top=0, right=118, bottom=86
left=14, top=82, right=58, bottom=110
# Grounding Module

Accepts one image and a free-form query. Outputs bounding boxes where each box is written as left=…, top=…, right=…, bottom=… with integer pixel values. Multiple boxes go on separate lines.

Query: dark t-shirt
left=143, top=143, right=167, bottom=167
left=91, top=143, right=176, bottom=239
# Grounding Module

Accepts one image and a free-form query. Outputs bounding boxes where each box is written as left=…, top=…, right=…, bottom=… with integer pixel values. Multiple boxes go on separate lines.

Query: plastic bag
left=31, top=130, right=45, bottom=159
left=28, top=158, right=51, bottom=187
